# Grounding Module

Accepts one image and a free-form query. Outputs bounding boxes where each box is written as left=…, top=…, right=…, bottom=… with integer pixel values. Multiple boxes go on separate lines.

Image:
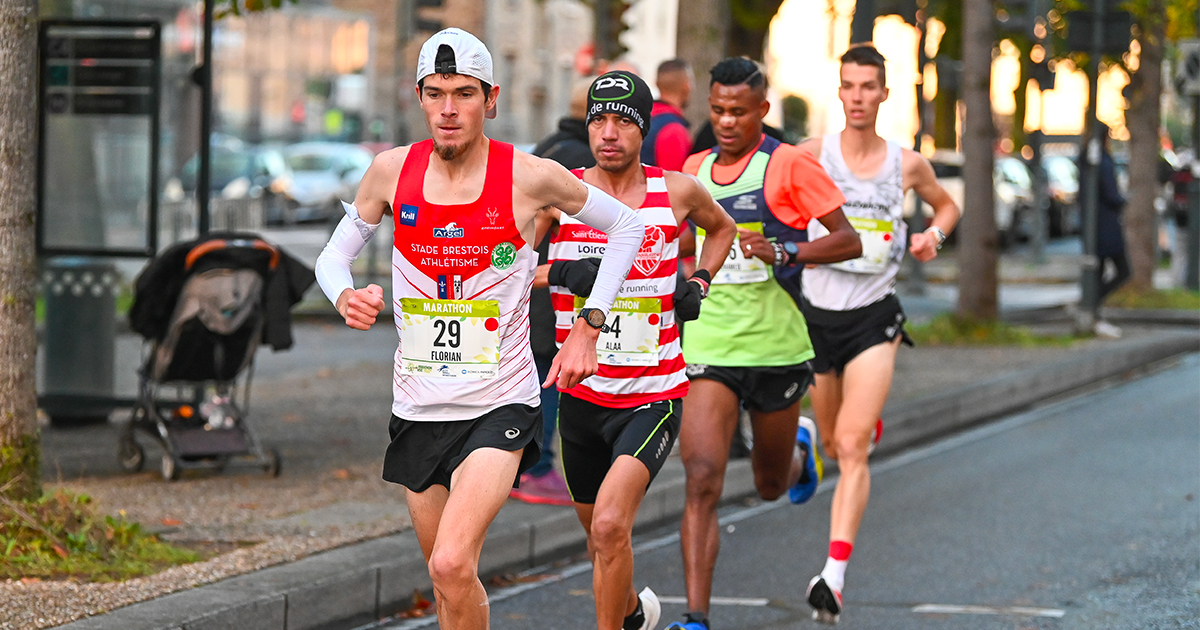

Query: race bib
left=399, top=298, right=501, bottom=379
left=698, top=222, right=769, bottom=285
left=574, top=296, right=660, bottom=366
left=828, top=216, right=895, bottom=275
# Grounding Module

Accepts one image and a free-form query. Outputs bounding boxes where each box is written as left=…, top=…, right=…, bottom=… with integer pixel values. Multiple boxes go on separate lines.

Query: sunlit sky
left=767, top=0, right=1131, bottom=150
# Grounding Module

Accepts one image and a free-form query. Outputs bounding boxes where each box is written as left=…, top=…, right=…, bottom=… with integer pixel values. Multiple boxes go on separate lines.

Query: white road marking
left=365, top=390, right=1100, bottom=630
left=657, top=596, right=769, bottom=607
left=913, top=604, right=1066, bottom=618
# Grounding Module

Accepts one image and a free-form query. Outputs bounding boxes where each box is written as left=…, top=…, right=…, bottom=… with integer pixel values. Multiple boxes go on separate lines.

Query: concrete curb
left=54, top=330, right=1200, bottom=630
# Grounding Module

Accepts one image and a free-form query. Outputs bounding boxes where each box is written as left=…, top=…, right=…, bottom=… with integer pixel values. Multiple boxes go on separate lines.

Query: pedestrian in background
left=1090, top=122, right=1129, bottom=339
left=641, top=59, right=693, bottom=171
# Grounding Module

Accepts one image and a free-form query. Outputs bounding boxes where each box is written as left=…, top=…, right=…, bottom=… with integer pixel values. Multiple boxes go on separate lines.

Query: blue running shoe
left=789, top=416, right=823, bottom=504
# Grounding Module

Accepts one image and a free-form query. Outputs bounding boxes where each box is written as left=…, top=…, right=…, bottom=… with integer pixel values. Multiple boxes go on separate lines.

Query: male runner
left=669, top=57, right=862, bottom=630
left=313, top=29, right=644, bottom=630
left=796, top=45, right=959, bottom=624
left=536, top=70, right=736, bottom=630
left=641, top=58, right=693, bottom=171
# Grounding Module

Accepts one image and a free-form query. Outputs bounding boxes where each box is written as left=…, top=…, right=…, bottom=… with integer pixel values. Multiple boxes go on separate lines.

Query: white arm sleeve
left=565, top=183, right=644, bottom=313
left=315, top=201, right=380, bottom=305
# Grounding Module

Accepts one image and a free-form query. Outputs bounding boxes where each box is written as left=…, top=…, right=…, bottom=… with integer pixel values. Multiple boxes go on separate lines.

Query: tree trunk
left=1124, top=13, right=1165, bottom=293
left=932, top=0, right=962, bottom=150
left=0, top=0, right=42, bottom=501
left=728, top=0, right=786, bottom=61
left=675, top=0, right=730, bottom=128
left=957, top=0, right=999, bottom=320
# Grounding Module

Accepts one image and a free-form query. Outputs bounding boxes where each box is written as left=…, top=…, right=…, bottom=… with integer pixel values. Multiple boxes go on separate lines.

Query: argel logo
left=399, top=204, right=419, bottom=227
left=433, top=222, right=465, bottom=238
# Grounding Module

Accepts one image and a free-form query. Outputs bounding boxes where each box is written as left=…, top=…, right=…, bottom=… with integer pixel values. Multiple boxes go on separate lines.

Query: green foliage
left=0, top=489, right=200, bottom=582
left=1104, top=287, right=1200, bottom=309
left=908, top=313, right=1081, bottom=346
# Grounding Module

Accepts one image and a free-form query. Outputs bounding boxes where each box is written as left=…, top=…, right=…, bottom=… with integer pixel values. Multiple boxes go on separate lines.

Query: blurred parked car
left=281, top=142, right=375, bottom=223
left=919, top=152, right=1035, bottom=247
left=176, top=144, right=297, bottom=225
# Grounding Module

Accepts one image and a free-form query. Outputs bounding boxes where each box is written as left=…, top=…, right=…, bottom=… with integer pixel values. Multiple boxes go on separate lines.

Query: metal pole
left=1077, top=0, right=1105, bottom=330
left=1028, top=0, right=1047, bottom=264
left=1188, top=92, right=1200, bottom=290
left=851, top=0, right=877, bottom=44
left=197, top=0, right=214, bottom=235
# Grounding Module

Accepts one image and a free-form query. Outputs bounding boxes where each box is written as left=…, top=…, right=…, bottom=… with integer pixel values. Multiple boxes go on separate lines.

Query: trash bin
left=40, top=257, right=118, bottom=425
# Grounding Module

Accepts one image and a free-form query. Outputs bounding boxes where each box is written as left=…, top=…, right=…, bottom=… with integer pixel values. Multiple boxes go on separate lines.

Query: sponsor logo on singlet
left=733, top=194, right=759, bottom=211
left=634, top=224, right=666, bottom=276
left=491, top=242, right=517, bottom=270
left=433, top=222, right=465, bottom=238
left=399, top=204, right=419, bottom=227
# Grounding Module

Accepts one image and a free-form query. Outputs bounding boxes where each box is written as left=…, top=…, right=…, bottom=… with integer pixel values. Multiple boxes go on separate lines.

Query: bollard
left=40, top=257, right=118, bottom=425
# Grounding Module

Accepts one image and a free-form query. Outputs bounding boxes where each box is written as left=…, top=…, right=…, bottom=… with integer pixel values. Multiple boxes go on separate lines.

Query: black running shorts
left=382, top=404, right=543, bottom=493
left=801, top=293, right=914, bottom=376
left=684, top=363, right=813, bottom=412
left=558, top=392, right=681, bottom=505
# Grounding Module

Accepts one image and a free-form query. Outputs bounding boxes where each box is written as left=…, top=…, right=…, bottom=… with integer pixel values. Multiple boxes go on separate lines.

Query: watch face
left=783, top=241, right=799, bottom=255
left=585, top=309, right=606, bottom=327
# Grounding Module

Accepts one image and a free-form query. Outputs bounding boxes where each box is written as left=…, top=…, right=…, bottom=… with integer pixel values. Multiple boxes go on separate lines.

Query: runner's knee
left=428, top=547, right=477, bottom=591
left=683, top=457, right=725, bottom=502
left=753, top=470, right=789, bottom=501
left=588, top=508, right=632, bottom=556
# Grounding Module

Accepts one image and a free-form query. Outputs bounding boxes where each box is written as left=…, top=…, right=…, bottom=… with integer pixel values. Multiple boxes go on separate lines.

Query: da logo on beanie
left=587, top=71, right=652, bottom=136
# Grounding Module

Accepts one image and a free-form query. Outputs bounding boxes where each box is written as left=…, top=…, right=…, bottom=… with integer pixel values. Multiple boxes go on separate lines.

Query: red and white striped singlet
left=549, top=166, right=688, bottom=408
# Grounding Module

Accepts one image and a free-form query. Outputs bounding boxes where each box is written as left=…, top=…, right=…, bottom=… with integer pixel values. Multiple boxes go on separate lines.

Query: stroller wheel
left=264, top=448, right=282, bottom=478
left=161, top=453, right=180, bottom=482
left=118, top=436, right=145, bottom=473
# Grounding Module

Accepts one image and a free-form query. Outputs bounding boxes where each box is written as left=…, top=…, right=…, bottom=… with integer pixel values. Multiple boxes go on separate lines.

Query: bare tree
left=0, top=0, right=42, bottom=501
left=957, top=0, right=999, bottom=320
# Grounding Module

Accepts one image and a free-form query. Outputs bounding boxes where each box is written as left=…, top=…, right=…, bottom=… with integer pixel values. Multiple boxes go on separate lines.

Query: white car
left=281, top=142, right=375, bottom=223
left=917, top=151, right=1035, bottom=247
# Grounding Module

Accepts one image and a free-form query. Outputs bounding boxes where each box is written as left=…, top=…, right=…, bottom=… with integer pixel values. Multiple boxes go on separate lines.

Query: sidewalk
left=7, top=315, right=1192, bottom=630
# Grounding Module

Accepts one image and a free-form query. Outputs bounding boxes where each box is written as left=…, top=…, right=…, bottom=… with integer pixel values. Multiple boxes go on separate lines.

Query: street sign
left=1178, top=39, right=1200, bottom=96
left=37, top=20, right=161, bottom=258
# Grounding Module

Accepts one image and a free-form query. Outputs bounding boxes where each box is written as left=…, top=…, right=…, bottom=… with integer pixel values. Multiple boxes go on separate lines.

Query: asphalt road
left=366, top=354, right=1200, bottom=630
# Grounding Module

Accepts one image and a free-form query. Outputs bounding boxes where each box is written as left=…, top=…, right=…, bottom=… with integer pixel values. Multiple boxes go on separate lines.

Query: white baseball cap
left=417, top=28, right=497, bottom=118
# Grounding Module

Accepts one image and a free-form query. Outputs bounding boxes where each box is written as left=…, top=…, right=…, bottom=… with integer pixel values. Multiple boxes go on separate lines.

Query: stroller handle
left=185, top=238, right=280, bottom=272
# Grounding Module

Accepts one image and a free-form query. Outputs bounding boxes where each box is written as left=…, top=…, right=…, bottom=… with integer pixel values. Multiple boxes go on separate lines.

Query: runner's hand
left=909, top=231, right=939, bottom=262
left=547, top=258, right=602, bottom=296
left=544, top=318, right=600, bottom=390
left=339, top=284, right=384, bottom=330
left=737, top=229, right=775, bottom=264
left=674, top=276, right=705, bottom=322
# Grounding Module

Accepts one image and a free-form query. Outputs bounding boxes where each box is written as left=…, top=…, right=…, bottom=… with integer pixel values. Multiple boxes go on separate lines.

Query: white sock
left=820, top=556, right=848, bottom=593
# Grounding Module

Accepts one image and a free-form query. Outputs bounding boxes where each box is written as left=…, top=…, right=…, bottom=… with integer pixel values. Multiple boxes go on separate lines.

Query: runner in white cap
left=315, top=28, right=645, bottom=630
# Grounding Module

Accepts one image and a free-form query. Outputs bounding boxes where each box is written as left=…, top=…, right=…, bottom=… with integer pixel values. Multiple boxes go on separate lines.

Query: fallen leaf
left=52, top=545, right=68, bottom=559
left=333, top=469, right=352, bottom=480
left=316, top=368, right=333, bottom=378
left=237, top=503, right=259, bottom=510
left=161, top=518, right=182, bottom=527
left=282, top=414, right=302, bottom=423
left=19, top=577, right=41, bottom=584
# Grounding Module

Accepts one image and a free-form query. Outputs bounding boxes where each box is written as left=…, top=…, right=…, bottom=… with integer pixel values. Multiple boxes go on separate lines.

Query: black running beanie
left=587, top=71, right=653, bottom=137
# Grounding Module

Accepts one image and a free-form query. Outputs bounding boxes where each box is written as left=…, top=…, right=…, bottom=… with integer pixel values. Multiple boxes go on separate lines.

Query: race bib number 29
left=399, top=298, right=501, bottom=379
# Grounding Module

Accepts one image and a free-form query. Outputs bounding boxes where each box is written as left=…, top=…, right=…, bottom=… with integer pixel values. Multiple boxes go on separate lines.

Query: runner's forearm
left=316, top=202, right=379, bottom=304
left=566, top=183, right=644, bottom=312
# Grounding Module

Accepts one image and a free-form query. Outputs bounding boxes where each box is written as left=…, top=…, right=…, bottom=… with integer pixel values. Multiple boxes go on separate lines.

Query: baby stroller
left=122, top=233, right=314, bottom=481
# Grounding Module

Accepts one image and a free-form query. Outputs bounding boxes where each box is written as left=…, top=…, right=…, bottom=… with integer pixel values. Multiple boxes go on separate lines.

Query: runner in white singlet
left=796, top=45, right=960, bottom=625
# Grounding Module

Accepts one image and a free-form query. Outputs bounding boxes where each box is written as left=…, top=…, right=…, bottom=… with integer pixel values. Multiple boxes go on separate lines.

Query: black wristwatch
left=578, top=307, right=608, bottom=332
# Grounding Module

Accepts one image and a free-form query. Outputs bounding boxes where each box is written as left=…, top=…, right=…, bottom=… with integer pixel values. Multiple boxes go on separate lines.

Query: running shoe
left=806, top=575, right=842, bottom=625
left=788, top=416, right=823, bottom=504
left=637, top=586, right=661, bottom=630
left=867, top=418, right=883, bottom=456
left=509, top=469, right=573, bottom=506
